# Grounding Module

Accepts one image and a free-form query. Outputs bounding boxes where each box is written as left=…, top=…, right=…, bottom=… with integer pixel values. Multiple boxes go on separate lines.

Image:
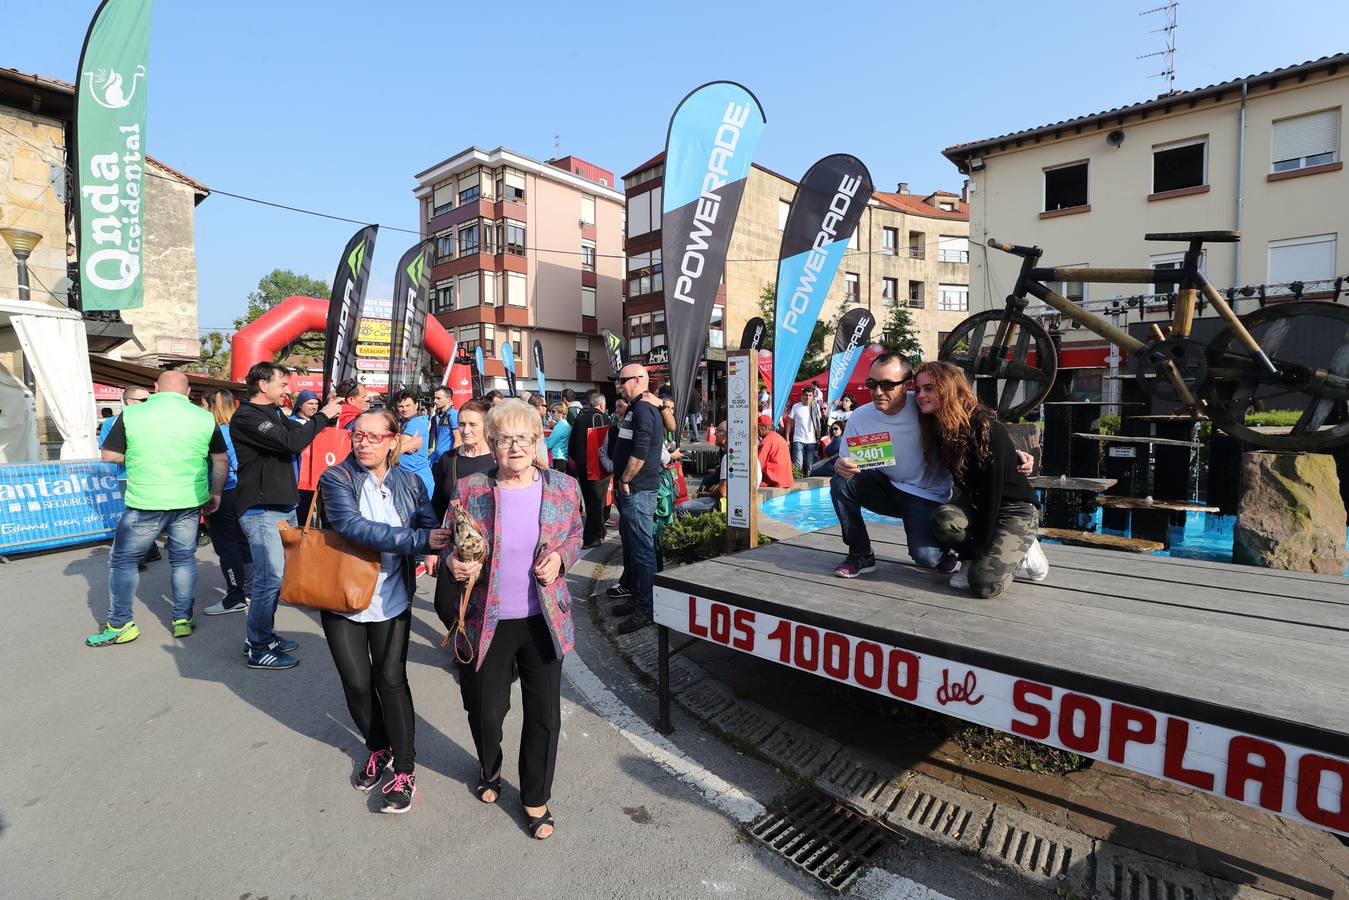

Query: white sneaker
left=1015, top=540, right=1050, bottom=582
left=204, top=598, right=249, bottom=616
left=948, top=566, right=970, bottom=590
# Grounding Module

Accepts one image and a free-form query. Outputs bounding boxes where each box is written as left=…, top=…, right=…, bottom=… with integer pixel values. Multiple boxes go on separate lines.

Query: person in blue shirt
left=428, top=386, right=459, bottom=466
left=393, top=389, right=435, bottom=496
left=201, top=388, right=253, bottom=616
left=544, top=402, right=571, bottom=472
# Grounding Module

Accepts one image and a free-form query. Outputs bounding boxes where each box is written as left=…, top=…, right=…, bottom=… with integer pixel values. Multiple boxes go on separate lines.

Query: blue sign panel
left=0, top=461, right=126, bottom=555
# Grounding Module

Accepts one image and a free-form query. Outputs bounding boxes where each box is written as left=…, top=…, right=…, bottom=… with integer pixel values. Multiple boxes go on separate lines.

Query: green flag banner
left=75, top=0, right=154, bottom=311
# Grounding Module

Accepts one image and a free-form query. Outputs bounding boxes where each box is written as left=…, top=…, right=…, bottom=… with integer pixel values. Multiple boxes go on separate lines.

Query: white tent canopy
left=0, top=297, right=96, bottom=461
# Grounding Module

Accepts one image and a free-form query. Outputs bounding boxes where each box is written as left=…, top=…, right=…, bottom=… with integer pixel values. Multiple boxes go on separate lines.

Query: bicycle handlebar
left=986, top=238, right=1040, bottom=257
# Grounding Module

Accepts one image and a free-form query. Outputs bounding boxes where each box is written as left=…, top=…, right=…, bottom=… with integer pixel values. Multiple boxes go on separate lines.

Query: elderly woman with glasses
left=442, top=398, right=582, bottom=840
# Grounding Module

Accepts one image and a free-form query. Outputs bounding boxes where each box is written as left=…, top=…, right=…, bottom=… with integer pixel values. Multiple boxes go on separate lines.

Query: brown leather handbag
left=277, top=467, right=380, bottom=614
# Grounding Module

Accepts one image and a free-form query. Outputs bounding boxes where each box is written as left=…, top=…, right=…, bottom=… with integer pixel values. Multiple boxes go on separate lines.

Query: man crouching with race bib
left=830, top=351, right=1032, bottom=579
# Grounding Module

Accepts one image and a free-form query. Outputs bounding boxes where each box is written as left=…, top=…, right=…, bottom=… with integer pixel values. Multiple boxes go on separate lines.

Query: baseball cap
left=757, top=414, right=773, bottom=426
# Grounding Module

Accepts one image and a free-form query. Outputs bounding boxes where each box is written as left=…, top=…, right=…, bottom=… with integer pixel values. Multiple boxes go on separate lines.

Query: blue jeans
left=676, top=496, right=717, bottom=518
left=617, top=489, right=657, bottom=615
left=792, top=441, right=817, bottom=475
left=239, top=509, right=296, bottom=648
left=107, top=507, right=201, bottom=627
left=830, top=470, right=943, bottom=567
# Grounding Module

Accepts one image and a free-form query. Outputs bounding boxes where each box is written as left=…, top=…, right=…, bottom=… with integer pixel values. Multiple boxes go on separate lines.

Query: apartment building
left=621, top=153, right=971, bottom=374
left=412, top=147, right=624, bottom=396
left=942, top=52, right=1348, bottom=381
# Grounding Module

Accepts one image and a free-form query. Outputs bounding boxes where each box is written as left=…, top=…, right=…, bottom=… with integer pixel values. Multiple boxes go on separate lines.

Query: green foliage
left=1243, top=409, right=1301, bottom=426
left=196, top=331, right=231, bottom=378
left=197, top=268, right=331, bottom=377
left=880, top=300, right=923, bottom=362
left=1092, top=413, right=1121, bottom=435
left=660, top=510, right=772, bottom=564
left=947, top=723, right=1088, bottom=775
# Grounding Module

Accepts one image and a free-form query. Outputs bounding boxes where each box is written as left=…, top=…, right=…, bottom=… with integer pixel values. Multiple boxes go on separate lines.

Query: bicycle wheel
left=939, top=310, right=1057, bottom=421
left=1204, top=301, right=1349, bottom=451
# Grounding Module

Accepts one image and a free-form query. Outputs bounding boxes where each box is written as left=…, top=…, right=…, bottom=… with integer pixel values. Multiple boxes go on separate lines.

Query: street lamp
left=1, top=225, right=45, bottom=394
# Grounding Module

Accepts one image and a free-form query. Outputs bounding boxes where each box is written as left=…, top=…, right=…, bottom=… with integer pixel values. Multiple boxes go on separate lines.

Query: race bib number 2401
left=846, top=432, right=895, bottom=470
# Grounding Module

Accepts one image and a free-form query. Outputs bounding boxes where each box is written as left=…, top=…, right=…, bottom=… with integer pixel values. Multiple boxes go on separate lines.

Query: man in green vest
left=88, top=371, right=229, bottom=647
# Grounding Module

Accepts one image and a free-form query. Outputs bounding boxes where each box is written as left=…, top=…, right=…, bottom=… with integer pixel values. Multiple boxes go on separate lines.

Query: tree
left=880, top=299, right=924, bottom=362
left=197, top=268, right=331, bottom=376
left=757, top=281, right=832, bottom=379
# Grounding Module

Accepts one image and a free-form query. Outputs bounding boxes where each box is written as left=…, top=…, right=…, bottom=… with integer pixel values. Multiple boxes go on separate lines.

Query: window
left=481, top=272, right=497, bottom=307
left=581, top=286, right=596, bottom=318
left=1153, top=138, right=1207, bottom=193
left=504, top=168, right=526, bottom=203
left=908, top=231, right=924, bottom=259
left=938, top=235, right=969, bottom=263
left=458, top=222, right=479, bottom=256
left=1268, top=234, right=1337, bottom=283
left=627, top=249, right=661, bottom=296
left=908, top=280, right=924, bottom=307
left=459, top=184, right=480, bottom=205
left=433, top=280, right=454, bottom=313
left=434, top=232, right=454, bottom=263
left=1043, top=161, right=1088, bottom=211
left=626, top=191, right=652, bottom=238
left=581, top=240, right=596, bottom=272
left=848, top=228, right=859, bottom=250
left=1149, top=252, right=1206, bottom=298
left=709, top=305, right=724, bottom=349
left=507, top=271, right=528, bottom=307
left=581, top=193, right=597, bottom=225
left=458, top=272, right=480, bottom=309
left=458, top=325, right=480, bottom=354
left=481, top=323, right=495, bottom=355
left=938, top=284, right=969, bottom=311
left=576, top=335, right=591, bottom=363
left=505, top=222, right=526, bottom=256
left=432, top=180, right=455, bottom=217
left=1049, top=265, right=1087, bottom=303
left=938, top=201, right=956, bottom=211
left=623, top=163, right=663, bottom=191
left=845, top=272, right=860, bottom=301
left=882, top=227, right=897, bottom=256
left=778, top=199, right=791, bottom=229
left=1271, top=109, right=1340, bottom=173
left=881, top=277, right=898, bottom=303
left=510, top=328, right=522, bottom=357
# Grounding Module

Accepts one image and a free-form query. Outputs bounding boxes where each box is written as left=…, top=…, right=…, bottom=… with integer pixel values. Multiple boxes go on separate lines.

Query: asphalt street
left=0, top=540, right=1044, bottom=899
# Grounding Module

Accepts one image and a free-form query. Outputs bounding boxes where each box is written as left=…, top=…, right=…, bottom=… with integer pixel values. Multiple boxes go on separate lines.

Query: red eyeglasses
left=351, top=431, right=396, bottom=444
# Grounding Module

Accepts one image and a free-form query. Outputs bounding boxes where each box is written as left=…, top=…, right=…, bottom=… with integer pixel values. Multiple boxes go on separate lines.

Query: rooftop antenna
left=1137, top=2, right=1178, bottom=95
left=554, top=134, right=561, bottom=158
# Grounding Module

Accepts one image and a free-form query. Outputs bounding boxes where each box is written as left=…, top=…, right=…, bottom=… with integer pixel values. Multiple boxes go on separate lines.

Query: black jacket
left=568, top=405, right=609, bottom=480
left=230, top=401, right=332, bottom=513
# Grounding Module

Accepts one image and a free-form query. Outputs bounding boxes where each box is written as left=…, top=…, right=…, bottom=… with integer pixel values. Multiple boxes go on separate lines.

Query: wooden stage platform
left=651, top=523, right=1349, bottom=838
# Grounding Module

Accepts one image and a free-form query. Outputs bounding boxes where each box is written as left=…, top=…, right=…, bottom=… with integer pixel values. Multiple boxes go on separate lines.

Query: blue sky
left=8, top=0, right=1347, bottom=332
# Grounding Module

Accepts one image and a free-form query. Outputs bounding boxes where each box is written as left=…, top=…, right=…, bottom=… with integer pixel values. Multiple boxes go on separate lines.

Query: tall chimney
left=897, top=182, right=909, bottom=195
left=961, top=179, right=971, bottom=203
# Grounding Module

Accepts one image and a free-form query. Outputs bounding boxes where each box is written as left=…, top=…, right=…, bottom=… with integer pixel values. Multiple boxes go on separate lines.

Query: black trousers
left=206, top=488, right=252, bottom=606
left=580, top=476, right=610, bottom=545
left=321, top=607, right=416, bottom=774
left=466, top=615, right=562, bottom=808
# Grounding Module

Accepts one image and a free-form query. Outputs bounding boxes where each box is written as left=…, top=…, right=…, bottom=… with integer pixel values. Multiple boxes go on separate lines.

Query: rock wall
left=1234, top=451, right=1348, bottom=575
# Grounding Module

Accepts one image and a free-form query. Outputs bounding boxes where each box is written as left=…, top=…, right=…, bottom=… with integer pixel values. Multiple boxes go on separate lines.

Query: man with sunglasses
left=606, top=364, right=664, bottom=634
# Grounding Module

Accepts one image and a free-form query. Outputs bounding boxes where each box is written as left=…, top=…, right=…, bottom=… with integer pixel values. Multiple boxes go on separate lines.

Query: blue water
left=760, top=487, right=1349, bottom=573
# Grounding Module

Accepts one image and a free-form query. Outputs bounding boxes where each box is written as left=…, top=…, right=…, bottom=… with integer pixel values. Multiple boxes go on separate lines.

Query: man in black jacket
left=568, top=389, right=610, bottom=548
left=231, top=362, right=342, bottom=669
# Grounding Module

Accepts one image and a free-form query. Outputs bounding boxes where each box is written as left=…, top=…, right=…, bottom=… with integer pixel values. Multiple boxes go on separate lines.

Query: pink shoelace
left=382, top=772, right=414, bottom=795
left=365, top=749, right=392, bottom=779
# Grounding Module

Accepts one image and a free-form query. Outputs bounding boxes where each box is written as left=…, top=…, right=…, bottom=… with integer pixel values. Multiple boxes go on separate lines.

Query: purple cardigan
left=448, top=466, right=583, bottom=668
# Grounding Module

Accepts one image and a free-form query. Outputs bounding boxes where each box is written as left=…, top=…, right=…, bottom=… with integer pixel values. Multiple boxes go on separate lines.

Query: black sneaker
left=380, top=771, right=416, bottom=813
left=934, top=552, right=960, bottom=575
left=833, top=554, right=877, bottom=578
left=610, top=599, right=636, bottom=618
left=605, top=585, right=632, bottom=599
left=353, top=748, right=393, bottom=792
left=617, top=612, right=653, bottom=635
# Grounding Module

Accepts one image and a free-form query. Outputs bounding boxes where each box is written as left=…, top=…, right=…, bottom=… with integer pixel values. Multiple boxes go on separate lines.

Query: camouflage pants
left=966, top=501, right=1038, bottom=599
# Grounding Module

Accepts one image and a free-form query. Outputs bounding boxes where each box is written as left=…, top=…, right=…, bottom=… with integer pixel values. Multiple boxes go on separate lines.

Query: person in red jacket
left=757, top=415, right=794, bottom=488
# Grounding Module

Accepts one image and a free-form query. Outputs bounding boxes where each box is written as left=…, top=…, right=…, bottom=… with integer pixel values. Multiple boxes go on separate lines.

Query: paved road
left=0, top=542, right=1042, bottom=899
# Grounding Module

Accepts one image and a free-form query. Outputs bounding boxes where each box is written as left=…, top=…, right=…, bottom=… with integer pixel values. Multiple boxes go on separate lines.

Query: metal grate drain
left=881, top=774, right=991, bottom=850
left=748, top=791, right=895, bottom=893
left=987, top=807, right=1095, bottom=893
left=1097, top=844, right=1216, bottom=900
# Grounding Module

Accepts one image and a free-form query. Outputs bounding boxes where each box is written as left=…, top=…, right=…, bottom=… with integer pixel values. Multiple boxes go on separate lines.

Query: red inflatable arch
left=229, top=295, right=455, bottom=385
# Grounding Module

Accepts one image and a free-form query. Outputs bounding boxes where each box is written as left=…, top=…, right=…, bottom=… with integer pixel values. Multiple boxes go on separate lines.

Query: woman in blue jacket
left=317, top=408, right=451, bottom=813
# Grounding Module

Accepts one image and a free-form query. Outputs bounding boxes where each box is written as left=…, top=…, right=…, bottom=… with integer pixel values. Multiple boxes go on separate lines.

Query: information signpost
left=725, top=350, right=758, bottom=552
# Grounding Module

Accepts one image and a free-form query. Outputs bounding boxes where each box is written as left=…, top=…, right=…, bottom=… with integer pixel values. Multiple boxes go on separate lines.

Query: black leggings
left=465, top=615, right=562, bottom=808
left=320, top=608, right=416, bottom=774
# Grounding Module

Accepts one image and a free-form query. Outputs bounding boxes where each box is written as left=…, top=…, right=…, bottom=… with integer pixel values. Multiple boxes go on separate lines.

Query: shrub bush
left=661, top=510, right=772, bottom=564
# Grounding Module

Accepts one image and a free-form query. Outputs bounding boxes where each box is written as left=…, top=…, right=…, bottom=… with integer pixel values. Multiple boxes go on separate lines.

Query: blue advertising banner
left=0, top=461, right=125, bottom=555
left=499, top=342, right=517, bottom=397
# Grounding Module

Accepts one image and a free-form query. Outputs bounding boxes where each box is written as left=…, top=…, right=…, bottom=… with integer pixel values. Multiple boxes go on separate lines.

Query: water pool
left=760, top=486, right=1349, bottom=574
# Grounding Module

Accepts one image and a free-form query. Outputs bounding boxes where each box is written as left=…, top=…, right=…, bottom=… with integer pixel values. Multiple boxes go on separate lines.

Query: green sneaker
left=87, top=622, right=140, bottom=647
left=172, top=618, right=196, bottom=638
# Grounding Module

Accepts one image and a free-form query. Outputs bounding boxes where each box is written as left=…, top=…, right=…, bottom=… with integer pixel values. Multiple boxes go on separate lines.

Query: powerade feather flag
left=324, top=225, right=378, bottom=396
left=771, top=155, right=873, bottom=421
left=827, top=307, right=877, bottom=408
left=390, top=239, right=433, bottom=395
left=533, top=339, right=547, bottom=397
left=440, top=336, right=458, bottom=388
left=601, top=328, right=625, bottom=376
left=662, top=81, right=766, bottom=430
left=499, top=342, right=517, bottom=397
left=75, top=0, right=154, bottom=311
left=473, top=345, right=485, bottom=398
left=739, top=316, right=766, bottom=351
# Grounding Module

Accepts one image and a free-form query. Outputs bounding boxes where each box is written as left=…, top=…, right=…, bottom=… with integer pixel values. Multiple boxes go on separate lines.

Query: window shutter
left=581, top=194, right=597, bottom=225
left=938, top=236, right=969, bottom=254
left=505, top=171, right=525, bottom=191
left=433, top=185, right=454, bottom=209
left=1272, top=109, right=1340, bottom=164
left=1268, top=235, right=1336, bottom=283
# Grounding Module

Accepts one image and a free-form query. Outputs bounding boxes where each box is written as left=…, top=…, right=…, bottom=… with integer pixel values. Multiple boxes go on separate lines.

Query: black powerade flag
left=324, top=225, right=378, bottom=396
left=600, top=327, right=624, bottom=376
left=390, top=239, right=433, bottom=395
left=826, top=307, right=877, bottom=408
left=532, top=339, right=547, bottom=397
left=739, top=316, right=766, bottom=351
left=661, top=81, right=766, bottom=429
left=771, top=154, right=873, bottom=421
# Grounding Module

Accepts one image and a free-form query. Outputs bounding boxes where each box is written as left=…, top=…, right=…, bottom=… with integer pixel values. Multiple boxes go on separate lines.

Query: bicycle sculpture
left=938, top=231, right=1349, bottom=450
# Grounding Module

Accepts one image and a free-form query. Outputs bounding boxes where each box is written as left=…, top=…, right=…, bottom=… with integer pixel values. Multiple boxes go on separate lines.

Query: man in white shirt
left=830, top=352, right=1032, bottom=579
left=788, top=384, right=822, bottom=474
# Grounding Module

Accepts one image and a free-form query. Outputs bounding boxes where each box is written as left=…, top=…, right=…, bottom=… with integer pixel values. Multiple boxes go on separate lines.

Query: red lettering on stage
left=1057, top=693, right=1102, bottom=753
left=1296, top=755, right=1349, bottom=832
left=710, top=603, right=730, bottom=644
left=767, top=620, right=791, bottom=663
left=854, top=641, right=882, bottom=690
left=1162, top=718, right=1215, bottom=791
left=688, top=596, right=708, bottom=638
left=886, top=649, right=919, bottom=701
left=823, top=632, right=849, bottom=679
left=732, top=610, right=755, bottom=651
left=795, top=626, right=820, bottom=672
left=1225, top=736, right=1287, bottom=812
left=1107, top=704, right=1157, bottom=764
left=1011, top=680, right=1052, bottom=739
left=935, top=669, right=984, bottom=707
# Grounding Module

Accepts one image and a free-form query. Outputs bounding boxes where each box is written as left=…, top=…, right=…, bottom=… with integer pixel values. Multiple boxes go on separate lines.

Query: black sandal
left=474, top=773, right=501, bottom=803
left=526, top=808, right=554, bottom=840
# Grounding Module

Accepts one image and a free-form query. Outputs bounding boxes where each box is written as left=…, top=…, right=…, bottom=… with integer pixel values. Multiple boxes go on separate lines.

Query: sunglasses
left=616, top=375, right=643, bottom=385
left=864, top=377, right=911, bottom=392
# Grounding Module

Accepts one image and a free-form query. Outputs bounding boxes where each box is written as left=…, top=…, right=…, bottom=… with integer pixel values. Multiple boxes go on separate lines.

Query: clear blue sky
left=8, top=0, right=1347, bottom=332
